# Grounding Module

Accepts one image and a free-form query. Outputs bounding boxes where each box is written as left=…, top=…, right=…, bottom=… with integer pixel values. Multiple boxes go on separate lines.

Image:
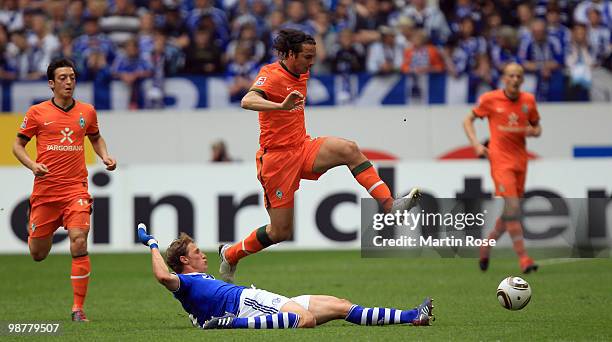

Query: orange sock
left=225, top=225, right=274, bottom=265
left=505, top=220, right=528, bottom=259
left=352, top=161, right=393, bottom=212
left=480, top=218, right=505, bottom=259
left=71, top=255, right=90, bottom=312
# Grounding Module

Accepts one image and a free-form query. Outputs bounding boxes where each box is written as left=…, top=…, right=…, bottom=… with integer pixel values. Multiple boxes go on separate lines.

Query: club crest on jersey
left=521, top=104, right=528, bottom=114
left=255, top=76, right=267, bottom=86
left=275, top=189, right=283, bottom=199
left=79, top=114, right=85, bottom=129
left=20, top=116, right=28, bottom=129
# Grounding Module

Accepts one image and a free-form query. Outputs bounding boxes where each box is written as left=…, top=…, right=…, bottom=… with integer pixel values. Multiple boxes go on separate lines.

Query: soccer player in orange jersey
left=463, top=63, right=542, bottom=274
left=12, top=58, right=117, bottom=321
left=218, top=29, right=420, bottom=283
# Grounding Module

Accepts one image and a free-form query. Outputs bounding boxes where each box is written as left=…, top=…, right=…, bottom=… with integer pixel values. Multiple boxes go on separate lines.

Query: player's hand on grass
left=473, top=144, right=488, bottom=158
left=32, top=163, right=49, bottom=177
left=103, top=156, right=117, bottom=171
left=281, top=90, right=304, bottom=110
left=137, top=223, right=159, bottom=249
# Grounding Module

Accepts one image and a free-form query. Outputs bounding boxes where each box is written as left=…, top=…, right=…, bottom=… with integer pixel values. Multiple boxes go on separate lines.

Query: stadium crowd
left=0, top=0, right=611, bottom=108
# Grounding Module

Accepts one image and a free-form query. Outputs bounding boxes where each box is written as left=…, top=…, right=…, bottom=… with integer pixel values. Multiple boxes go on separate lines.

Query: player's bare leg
left=280, top=301, right=316, bottom=328
left=313, top=137, right=420, bottom=213
left=501, top=198, right=538, bottom=273
left=305, top=295, right=434, bottom=326
left=28, top=235, right=53, bottom=262
left=220, top=207, right=294, bottom=283
left=68, top=227, right=91, bottom=322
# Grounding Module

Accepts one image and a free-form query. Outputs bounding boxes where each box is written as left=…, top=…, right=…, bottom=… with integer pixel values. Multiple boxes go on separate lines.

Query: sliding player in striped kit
left=219, top=28, right=421, bottom=283
left=138, top=224, right=434, bottom=329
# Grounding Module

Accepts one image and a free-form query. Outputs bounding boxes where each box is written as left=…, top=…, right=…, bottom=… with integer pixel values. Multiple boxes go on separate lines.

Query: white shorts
left=237, top=288, right=310, bottom=318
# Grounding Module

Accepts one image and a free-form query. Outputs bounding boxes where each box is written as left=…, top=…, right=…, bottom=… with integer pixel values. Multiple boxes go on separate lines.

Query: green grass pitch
left=1, top=251, right=611, bottom=341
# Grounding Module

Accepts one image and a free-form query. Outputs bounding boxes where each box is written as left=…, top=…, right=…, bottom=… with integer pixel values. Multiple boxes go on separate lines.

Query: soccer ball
left=497, top=276, right=532, bottom=310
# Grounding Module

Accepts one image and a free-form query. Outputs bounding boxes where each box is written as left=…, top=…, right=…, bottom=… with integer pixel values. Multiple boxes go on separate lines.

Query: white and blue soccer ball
left=497, top=276, right=532, bottom=311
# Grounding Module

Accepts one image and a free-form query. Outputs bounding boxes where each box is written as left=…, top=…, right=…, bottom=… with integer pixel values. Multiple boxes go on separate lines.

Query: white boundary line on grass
left=537, top=258, right=592, bottom=266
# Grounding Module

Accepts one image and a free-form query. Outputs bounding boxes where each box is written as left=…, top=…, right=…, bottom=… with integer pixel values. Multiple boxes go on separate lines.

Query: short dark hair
left=165, top=233, right=194, bottom=273
left=273, top=29, right=316, bottom=59
left=47, top=58, right=77, bottom=81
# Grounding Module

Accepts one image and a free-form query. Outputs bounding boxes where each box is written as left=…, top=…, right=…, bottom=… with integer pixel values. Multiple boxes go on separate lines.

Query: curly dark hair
left=273, top=29, right=316, bottom=59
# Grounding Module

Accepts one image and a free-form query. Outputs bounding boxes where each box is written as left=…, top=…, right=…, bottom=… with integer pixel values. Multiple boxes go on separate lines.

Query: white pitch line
left=537, top=258, right=593, bottom=266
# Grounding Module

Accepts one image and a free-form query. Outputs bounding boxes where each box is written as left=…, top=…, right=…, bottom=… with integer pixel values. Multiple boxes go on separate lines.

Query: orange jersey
left=250, top=61, right=308, bottom=149
left=472, top=89, right=540, bottom=169
left=18, top=99, right=99, bottom=197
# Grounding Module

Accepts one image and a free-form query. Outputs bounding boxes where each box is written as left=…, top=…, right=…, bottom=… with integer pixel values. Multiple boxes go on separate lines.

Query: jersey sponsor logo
left=255, top=76, right=267, bottom=86
left=46, top=144, right=84, bottom=151
left=522, top=104, right=529, bottom=114
left=495, top=107, right=504, bottom=113
left=286, top=87, right=292, bottom=91
left=20, top=116, right=28, bottom=129
left=60, top=127, right=75, bottom=144
left=44, top=121, right=55, bottom=126
left=508, top=113, right=519, bottom=126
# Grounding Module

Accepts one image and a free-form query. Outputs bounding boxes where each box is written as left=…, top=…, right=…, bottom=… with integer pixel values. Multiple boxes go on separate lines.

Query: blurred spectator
left=211, top=140, right=232, bottom=162
left=546, top=4, right=571, bottom=60
left=401, top=29, right=445, bottom=74
left=332, top=0, right=357, bottom=32
left=517, top=2, right=534, bottom=43
left=146, top=30, right=184, bottom=108
left=27, top=11, right=60, bottom=75
left=226, top=44, right=259, bottom=103
left=0, top=24, right=17, bottom=81
left=519, top=19, right=564, bottom=101
left=145, top=0, right=167, bottom=28
left=73, top=16, right=116, bottom=69
left=282, top=0, right=317, bottom=36
left=111, top=38, right=153, bottom=109
left=45, top=0, right=68, bottom=35
left=186, top=0, right=229, bottom=44
left=161, top=5, right=190, bottom=49
left=535, top=0, right=572, bottom=26
left=100, top=0, right=141, bottom=45
left=85, top=0, right=109, bottom=21
left=366, top=25, right=402, bottom=75
left=62, top=0, right=86, bottom=37
left=456, top=17, right=490, bottom=82
left=5, top=29, right=46, bottom=80
left=586, top=7, right=612, bottom=66
left=490, top=26, right=520, bottom=76
left=310, top=10, right=335, bottom=74
left=399, top=0, right=450, bottom=45
left=566, top=24, right=595, bottom=101
left=84, top=49, right=112, bottom=109
left=182, top=28, right=224, bottom=74
left=354, top=0, right=388, bottom=45
left=138, top=12, right=155, bottom=59
left=574, top=0, right=612, bottom=28
left=484, top=11, right=502, bottom=48
left=329, top=28, right=366, bottom=74
left=448, top=0, right=483, bottom=34
left=226, top=22, right=266, bottom=65
left=0, top=0, right=24, bottom=32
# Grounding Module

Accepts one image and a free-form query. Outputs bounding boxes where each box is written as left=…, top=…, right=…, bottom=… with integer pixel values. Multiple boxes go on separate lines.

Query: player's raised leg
left=220, top=207, right=293, bottom=283
left=68, top=227, right=91, bottom=322
left=312, top=137, right=420, bottom=213
left=302, top=295, right=434, bottom=326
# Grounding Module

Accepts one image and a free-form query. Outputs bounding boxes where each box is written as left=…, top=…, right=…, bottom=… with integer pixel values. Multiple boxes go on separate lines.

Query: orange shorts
left=28, top=194, right=93, bottom=239
left=256, top=136, right=327, bottom=208
left=491, top=167, right=526, bottom=197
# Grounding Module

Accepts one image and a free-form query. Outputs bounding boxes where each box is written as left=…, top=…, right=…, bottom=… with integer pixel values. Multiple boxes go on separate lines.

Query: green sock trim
left=351, top=161, right=372, bottom=176
left=256, top=225, right=275, bottom=247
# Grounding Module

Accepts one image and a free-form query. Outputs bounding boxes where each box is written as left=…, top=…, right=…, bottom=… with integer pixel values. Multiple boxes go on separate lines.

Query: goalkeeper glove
left=137, top=223, right=159, bottom=249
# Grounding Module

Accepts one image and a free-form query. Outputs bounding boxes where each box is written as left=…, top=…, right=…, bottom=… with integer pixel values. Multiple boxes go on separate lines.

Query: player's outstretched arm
left=463, top=112, right=488, bottom=157
left=12, top=137, right=49, bottom=176
left=241, top=90, right=303, bottom=111
left=88, top=133, right=117, bottom=171
left=137, top=223, right=179, bottom=291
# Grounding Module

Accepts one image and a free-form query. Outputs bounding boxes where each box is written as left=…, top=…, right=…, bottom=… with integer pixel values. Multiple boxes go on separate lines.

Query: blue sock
left=232, top=312, right=300, bottom=329
left=345, top=305, right=418, bottom=325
